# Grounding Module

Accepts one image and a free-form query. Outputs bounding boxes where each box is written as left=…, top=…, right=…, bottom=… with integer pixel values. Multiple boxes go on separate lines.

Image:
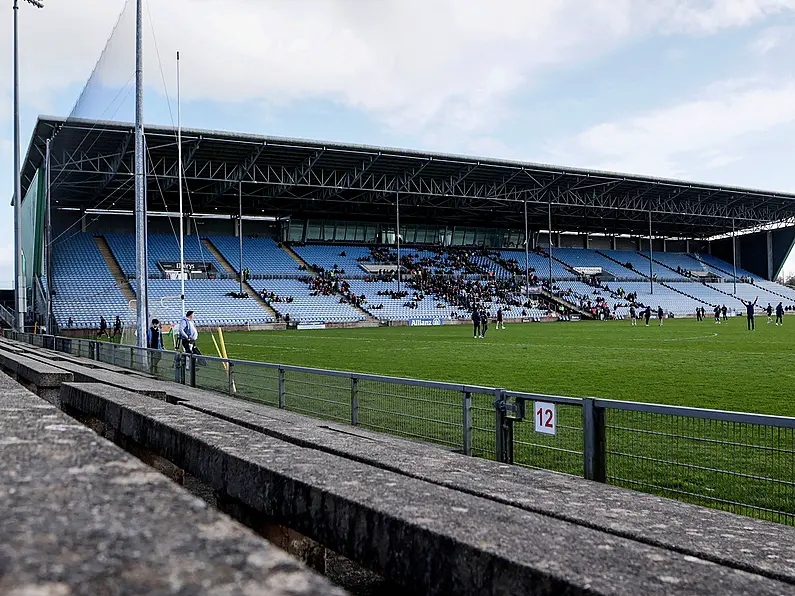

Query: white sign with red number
left=534, top=402, right=556, bottom=435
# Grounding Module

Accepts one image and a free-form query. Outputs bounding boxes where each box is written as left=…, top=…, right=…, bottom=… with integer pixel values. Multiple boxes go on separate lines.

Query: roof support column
left=732, top=218, right=737, bottom=295
left=547, top=195, right=553, bottom=286
left=523, top=192, right=529, bottom=295
left=648, top=209, right=654, bottom=295
left=396, top=191, right=401, bottom=293
left=239, top=180, right=244, bottom=297
left=767, top=231, right=774, bottom=281
left=45, top=138, right=52, bottom=335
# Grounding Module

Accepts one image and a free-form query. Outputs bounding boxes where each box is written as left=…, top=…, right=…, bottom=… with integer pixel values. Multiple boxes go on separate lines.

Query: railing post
left=462, top=390, right=472, bottom=456
left=129, top=346, right=134, bottom=369
left=227, top=361, right=235, bottom=395
left=278, top=367, right=286, bottom=408
left=175, top=353, right=182, bottom=384
left=494, top=388, right=513, bottom=464
left=583, top=398, right=607, bottom=482
left=351, top=377, right=359, bottom=426
left=189, top=354, right=196, bottom=388
left=92, top=341, right=98, bottom=361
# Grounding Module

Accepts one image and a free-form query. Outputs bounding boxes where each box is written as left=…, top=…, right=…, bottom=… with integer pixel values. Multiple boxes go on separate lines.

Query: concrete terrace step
left=59, top=380, right=794, bottom=596
left=175, top=389, right=795, bottom=588
left=0, top=371, right=344, bottom=596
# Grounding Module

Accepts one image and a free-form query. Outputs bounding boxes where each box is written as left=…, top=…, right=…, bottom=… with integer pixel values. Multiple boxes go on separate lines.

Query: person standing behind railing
left=179, top=310, right=199, bottom=354
left=148, top=319, right=163, bottom=374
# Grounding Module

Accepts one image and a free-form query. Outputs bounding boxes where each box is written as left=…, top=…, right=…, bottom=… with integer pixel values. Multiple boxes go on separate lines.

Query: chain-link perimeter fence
left=6, top=330, right=795, bottom=526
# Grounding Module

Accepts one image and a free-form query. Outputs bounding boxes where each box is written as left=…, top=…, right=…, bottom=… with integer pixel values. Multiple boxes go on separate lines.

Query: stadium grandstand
left=14, top=115, right=795, bottom=334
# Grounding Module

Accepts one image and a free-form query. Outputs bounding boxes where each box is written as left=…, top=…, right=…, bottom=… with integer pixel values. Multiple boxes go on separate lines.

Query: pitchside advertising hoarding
left=574, top=267, right=602, bottom=276
left=408, top=317, right=444, bottom=326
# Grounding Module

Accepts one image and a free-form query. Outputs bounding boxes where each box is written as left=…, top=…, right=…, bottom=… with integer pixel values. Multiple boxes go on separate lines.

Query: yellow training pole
left=217, top=327, right=236, bottom=393
left=210, top=333, right=224, bottom=359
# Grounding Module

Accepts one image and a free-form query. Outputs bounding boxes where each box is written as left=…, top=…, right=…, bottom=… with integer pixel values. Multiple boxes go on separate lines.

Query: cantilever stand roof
left=19, top=116, right=795, bottom=239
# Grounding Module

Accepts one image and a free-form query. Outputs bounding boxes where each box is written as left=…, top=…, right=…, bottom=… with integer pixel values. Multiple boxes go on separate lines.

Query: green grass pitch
left=193, top=317, right=795, bottom=525
left=200, top=317, right=794, bottom=416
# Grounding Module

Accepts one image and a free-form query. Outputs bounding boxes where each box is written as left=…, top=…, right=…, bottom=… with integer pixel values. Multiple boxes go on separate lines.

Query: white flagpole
left=177, top=50, right=185, bottom=318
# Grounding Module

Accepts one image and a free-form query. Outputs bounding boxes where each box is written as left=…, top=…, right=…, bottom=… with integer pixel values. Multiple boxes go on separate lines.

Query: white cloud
left=748, top=25, right=795, bottom=55
left=0, top=0, right=795, bottom=285
left=2, top=0, right=793, bottom=140
left=544, top=78, right=795, bottom=182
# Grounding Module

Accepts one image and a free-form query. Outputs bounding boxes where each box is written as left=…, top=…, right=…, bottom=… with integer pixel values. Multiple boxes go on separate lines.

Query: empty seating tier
left=105, top=233, right=223, bottom=277
left=209, top=236, right=301, bottom=276
left=51, top=233, right=131, bottom=329
left=143, top=280, right=275, bottom=327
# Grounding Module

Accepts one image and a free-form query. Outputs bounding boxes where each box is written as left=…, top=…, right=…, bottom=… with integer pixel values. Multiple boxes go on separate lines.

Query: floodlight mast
left=177, top=51, right=185, bottom=317
left=134, top=0, right=148, bottom=348
left=13, top=0, right=44, bottom=332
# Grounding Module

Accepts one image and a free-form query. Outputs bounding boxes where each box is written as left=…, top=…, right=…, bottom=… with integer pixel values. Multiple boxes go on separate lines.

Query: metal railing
left=0, top=305, right=15, bottom=328
left=5, top=329, right=795, bottom=526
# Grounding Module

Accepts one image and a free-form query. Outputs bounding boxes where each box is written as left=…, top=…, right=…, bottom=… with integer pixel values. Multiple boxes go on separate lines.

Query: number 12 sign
left=534, top=402, right=556, bottom=436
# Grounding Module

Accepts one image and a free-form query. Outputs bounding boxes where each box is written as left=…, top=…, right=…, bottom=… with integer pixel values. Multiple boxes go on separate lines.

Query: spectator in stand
left=67, top=316, right=73, bottom=328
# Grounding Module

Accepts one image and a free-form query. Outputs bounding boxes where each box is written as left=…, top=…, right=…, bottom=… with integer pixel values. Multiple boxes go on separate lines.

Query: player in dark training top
left=643, top=306, right=651, bottom=326
left=740, top=296, right=758, bottom=331
left=766, top=303, right=773, bottom=324
left=776, top=302, right=784, bottom=326
left=471, top=308, right=481, bottom=339
left=657, top=306, right=664, bottom=327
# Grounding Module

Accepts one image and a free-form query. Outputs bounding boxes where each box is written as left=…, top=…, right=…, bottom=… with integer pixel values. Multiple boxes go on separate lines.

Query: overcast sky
left=3, top=0, right=795, bottom=287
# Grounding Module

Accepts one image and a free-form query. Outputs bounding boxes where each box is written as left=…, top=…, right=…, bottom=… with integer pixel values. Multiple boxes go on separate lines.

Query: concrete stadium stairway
left=95, top=235, right=137, bottom=304
left=281, top=243, right=314, bottom=271
left=201, top=238, right=281, bottom=321
left=594, top=249, right=641, bottom=278
left=540, top=288, right=595, bottom=319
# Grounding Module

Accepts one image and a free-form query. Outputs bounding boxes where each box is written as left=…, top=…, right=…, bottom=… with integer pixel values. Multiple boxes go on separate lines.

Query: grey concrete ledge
left=0, top=350, right=74, bottom=388
left=0, top=372, right=347, bottom=596
left=59, top=381, right=794, bottom=596
left=177, top=389, right=795, bottom=587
